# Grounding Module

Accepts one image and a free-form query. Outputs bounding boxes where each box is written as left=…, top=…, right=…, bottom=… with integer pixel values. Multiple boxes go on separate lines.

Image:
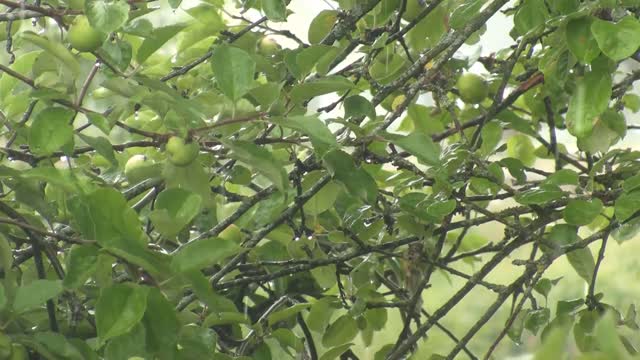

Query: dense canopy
left=1, top=0, right=640, bottom=359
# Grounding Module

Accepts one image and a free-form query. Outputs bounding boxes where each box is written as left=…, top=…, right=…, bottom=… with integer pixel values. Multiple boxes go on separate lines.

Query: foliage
left=0, top=0, right=640, bottom=359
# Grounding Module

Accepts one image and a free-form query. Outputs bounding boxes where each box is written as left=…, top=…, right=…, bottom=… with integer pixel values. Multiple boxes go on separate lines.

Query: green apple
left=257, top=37, right=280, bottom=56
left=124, top=154, right=162, bottom=183
left=219, top=224, right=243, bottom=243
left=456, top=73, right=488, bottom=104
left=124, top=110, right=163, bottom=132
left=507, top=134, right=536, bottom=167
left=91, top=87, right=114, bottom=99
left=166, top=137, right=199, bottom=166
left=67, top=16, right=105, bottom=52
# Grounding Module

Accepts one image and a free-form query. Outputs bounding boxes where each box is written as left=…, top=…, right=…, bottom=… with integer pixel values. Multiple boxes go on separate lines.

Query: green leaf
left=506, top=134, right=536, bottom=167
left=323, top=149, right=378, bottom=204
left=308, top=10, right=337, bottom=44
left=182, top=271, right=237, bottom=312
left=566, top=66, right=612, bottom=138
left=549, top=0, right=579, bottom=14
left=534, top=277, right=562, bottom=298
left=622, top=94, right=640, bottom=113
left=13, top=280, right=63, bottom=313
left=450, top=0, right=485, bottom=30
left=289, top=75, right=354, bottom=103
left=34, top=332, right=85, bottom=360
left=29, top=107, right=74, bottom=156
left=514, top=0, right=549, bottom=35
left=69, top=188, right=147, bottom=249
left=594, top=312, right=631, bottom=359
left=221, top=140, right=288, bottom=192
left=270, top=115, right=337, bottom=156
left=591, top=16, right=640, bottom=61
left=262, top=0, right=287, bottom=22
left=566, top=17, right=601, bottom=63
left=143, top=288, right=179, bottom=356
left=96, top=284, right=149, bottom=344
left=307, top=298, right=337, bottom=332
left=77, top=134, right=118, bottom=167
left=178, top=325, right=216, bottom=359
left=426, top=199, right=457, bottom=219
left=567, top=247, right=596, bottom=284
left=22, top=167, right=75, bottom=192
left=525, top=308, right=551, bottom=335
left=577, top=109, right=625, bottom=153
left=543, top=169, right=580, bottom=186
left=149, top=188, right=203, bottom=237
left=557, top=298, right=585, bottom=316
left=136, top=25, right=186, bottom=64
left=612, top=217, right=640, bottom=244
left=0, top=284, right=6, bottom=312
left=267, top=303, right=311, bottom=325
left=320, top=344, right=353, bottom=360
left=296, top=45, right=341, bottom=77
left=533, top=321, right=571, bottom=360
left=202, top=311, right=250, bottom=327
left=563, top=199, right=603, bottom=226
left=86, top=0, right=129, bottom=33
left=381, top=132, right=441, bottom=166
left=322, top=314, right=358, bottom=347
left=302, top=171, right=341, bottom=216
left=344, top=95, right=375, bottom=120
left=614, top=191, right=640, bottom=222
left=19, top=32, right=80, bottom=74
left=104, top=324, right=146, bottom=360
left=249, top=82, right=282, bottom=107
left=297, top=44, right=332, bottom=72
left=515, top=184, right=564, bottom=205
left=480, top=121, right=503, bottom=156
left=211, top=45, right=256, bottom=101
left=507, top=310, right=528, bottom=343
left=63, top=245, right=99, bottom=289
left=171, top=237, right=240, bottom=273
left=162, top=161, right=212, bottom=204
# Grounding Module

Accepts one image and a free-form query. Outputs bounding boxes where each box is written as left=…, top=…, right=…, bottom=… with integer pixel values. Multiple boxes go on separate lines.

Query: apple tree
left=1, top=0, right=640, bottom=359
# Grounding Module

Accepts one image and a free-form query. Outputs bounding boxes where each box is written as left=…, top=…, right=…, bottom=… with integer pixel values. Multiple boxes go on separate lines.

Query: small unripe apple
left=166, top=137, right=199, bottom=167
left=124, top=154, right=161, bottom=183
left=91, top=87, right=114, bottom=99
left=67, top=16, right=105, bottom=52
left=257, top=37, right=280, bottom=56
left=456, top=73, right=488, bottom=104
left=219, top=224, right=243, bottom=243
